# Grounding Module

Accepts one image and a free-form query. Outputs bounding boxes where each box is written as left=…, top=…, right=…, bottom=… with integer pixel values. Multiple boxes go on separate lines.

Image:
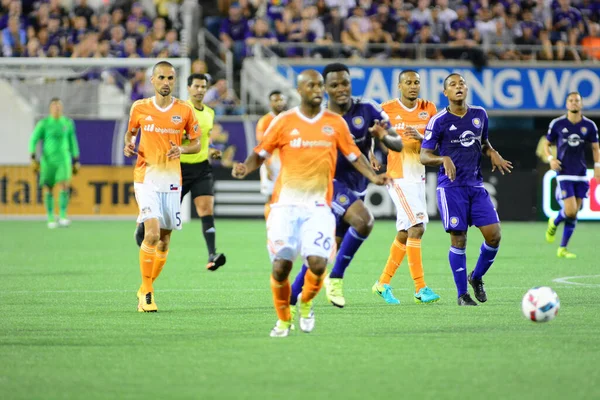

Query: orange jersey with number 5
left=382, top=98, right=436, bottom=182
left=255, top=107, right=361, bottom=206
left=128, top=97, right=199, bottom=191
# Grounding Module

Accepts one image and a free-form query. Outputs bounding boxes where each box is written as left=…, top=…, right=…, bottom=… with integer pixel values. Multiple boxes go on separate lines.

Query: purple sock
left=289, top=264, right=308, bottom=306
left=329, top=227, right=368, bottom=279
left=472, top=242, right=499, bottom=280
left=560, top=218, right=576, bottom=248
left=449, top=246, right=468, bottom=297
left=554, top=209, right=566, bottom=226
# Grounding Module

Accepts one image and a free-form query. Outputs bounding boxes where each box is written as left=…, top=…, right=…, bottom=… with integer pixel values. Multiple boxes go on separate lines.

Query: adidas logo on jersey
left=562, top=128, right=569, bottom=133
left=395, top=115, right=402, bottom=120
left=290, top=128, right=300, bottom=136
left=450, top=124, right=457, bottom=131
left=145, top=115, right=153, bottom=121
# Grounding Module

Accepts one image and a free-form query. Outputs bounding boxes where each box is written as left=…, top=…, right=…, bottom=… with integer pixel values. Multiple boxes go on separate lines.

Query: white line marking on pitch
left=552, top=275, right=600, bottom=287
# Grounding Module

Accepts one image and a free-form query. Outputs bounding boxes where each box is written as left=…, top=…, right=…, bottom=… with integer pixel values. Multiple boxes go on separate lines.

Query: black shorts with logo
left=181, top=161, right=214, bottom=199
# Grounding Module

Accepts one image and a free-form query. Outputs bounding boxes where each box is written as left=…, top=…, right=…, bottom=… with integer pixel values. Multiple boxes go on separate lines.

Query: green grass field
left=1, top=220, right=599, bottom=400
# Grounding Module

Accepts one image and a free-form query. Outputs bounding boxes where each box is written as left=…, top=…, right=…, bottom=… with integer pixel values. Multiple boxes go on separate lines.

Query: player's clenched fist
left=232, top=162, right=248, bottom=179
left=371, top=173, right=391, bottom=186
left=123, top=143, right=137, bottom=157
left=166, top=140, right=182, bottom=160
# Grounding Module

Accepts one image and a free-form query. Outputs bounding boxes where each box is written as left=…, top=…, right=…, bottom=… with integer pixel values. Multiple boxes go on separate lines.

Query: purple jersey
left=334, top=97, right=389, bottom=194
left=546, top=115, right=599, bottom=178
left=422, top=105, right=489, bottom=188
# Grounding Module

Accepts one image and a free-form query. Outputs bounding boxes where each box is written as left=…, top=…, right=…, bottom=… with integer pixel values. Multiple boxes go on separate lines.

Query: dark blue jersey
left=422, top=105, right=489, bottom=188
left=334, top=97, right=389, bottom=194
left=546, top=115, right=598, bottom=179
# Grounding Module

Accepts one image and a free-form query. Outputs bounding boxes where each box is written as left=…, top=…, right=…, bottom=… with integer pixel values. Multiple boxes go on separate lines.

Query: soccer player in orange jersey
left=232, top=70, right=390, bottom=337
left=372, top=70, right=441, bottom=305
left=123, top=61, right=200, bottom=312
left=256, top=90, right=287, bottom=219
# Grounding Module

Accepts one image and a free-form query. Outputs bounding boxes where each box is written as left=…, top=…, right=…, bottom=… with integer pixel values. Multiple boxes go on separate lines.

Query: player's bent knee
left=408, top=224, right=425, bottom=238
left=144, top=231, right=160, bottom=246
left=306, top=256, right=327, bottom=276
left=450, top=232, right=467, bottom=248
left=272, top=259, right=293, bottom=280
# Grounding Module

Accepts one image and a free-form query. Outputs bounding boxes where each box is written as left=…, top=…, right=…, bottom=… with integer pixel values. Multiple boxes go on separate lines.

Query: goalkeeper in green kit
left=29, top=98, right=81, bottom=228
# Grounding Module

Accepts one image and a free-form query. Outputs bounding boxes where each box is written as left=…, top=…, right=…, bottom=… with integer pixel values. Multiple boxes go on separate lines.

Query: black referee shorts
left=181, top=161, right=214, bottom=200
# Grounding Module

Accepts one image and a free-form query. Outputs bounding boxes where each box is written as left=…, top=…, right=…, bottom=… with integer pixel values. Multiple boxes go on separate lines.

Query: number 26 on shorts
left=313, top=232, right=332, bottom=250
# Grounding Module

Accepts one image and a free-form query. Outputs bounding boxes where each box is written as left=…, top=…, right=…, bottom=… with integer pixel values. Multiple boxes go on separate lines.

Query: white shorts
left=387, top=179, right=429, bottom=231
left=266, top=205, right=336, bottom=264
left=134, top=183, right=182, bottom=231
left=259, top=164, right=275, bottom=196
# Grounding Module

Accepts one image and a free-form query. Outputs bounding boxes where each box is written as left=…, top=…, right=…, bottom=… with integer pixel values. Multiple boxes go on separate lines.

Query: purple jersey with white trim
left=335, top=97, right=390, bottom=194
left=422, top=106, right=489, bottom=188
left=546, top=115, right=599, bottom=178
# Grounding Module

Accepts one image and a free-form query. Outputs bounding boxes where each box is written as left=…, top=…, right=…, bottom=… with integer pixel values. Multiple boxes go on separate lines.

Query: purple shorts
left=436, top=186, right=499, bottom=232
left=556, top=180, right=589, bottom=201
left=331, top=180, right=366, bottom=237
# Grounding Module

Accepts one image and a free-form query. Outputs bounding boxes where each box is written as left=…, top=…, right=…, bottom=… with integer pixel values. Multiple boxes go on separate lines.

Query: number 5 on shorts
left=176, top=212, right=181, bottom=227
left=313, top=232, right=332, bottom=250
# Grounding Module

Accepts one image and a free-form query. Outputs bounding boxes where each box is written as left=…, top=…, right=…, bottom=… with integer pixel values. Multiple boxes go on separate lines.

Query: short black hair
left=187, top=73, right=209, bottom=87
left=322, top=63, right=350, bottom=80
left=398, top=69, right=419, bottom=82
left=152, top=60, right=175, bottom=75
left=443, top=73, right=464, bottom=89
left=49, top=97, right=61, bottom=104
left=269, top=90, right=282, bottom=99
left=567, top=91, right=581, bottom=99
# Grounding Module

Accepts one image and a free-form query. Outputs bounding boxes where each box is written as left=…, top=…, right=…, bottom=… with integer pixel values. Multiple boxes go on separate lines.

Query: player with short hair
left=232, top=69, right=390, bottom=337
left=372, top=70, right=441, bottom=305
left=29, top=98, right=80, bottom=228
left=135, top=73, right=226, bottom=271
left=288, top=62, right=403, bottom=309
left=544, top=92, right=600, bottom=258
left=420, top=73, right=513, bottom=306
left=124, top=61, right=200, bottom=312
left=256, top=90, right=287, bottom=220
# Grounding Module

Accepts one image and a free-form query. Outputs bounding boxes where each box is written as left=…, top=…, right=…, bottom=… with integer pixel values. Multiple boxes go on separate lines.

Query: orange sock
left=139, top=242, right=157, bottom=293
left=300, top=268, right=326, bottom=303
left=152, top=250, right=168, bottom=282
left=407, top=238, right=426, bottom=292
left=270, top=275, right=291, bottom=322
left=379, top=239, right=406, bottom=284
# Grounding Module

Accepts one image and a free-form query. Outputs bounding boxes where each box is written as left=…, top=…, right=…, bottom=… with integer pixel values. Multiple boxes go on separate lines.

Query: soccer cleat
left=47, top=221, right=58, bottom=229
left=298, top=294, right=315, bottom=333
left=457, top=292, right=478, bottom=306
left=58, top=218, right=71, bottom=227
left=206, top=253, right=227, bottom=271
left=325, top=276, right=345, bottom=308
left=134, top=223, right=145, bottom=247
left=372, top=281, right=400, bottom=305
left=557, top=247, right=576, bottom=259
left=137, top=291, right=158, bottom=312
left=546, top=218, right=557, bottom=243
left=414, top=286, right=441, bottom=304
left=270, top=319, right=291, bottom=337
left=468, top=272, right=487, bottom=303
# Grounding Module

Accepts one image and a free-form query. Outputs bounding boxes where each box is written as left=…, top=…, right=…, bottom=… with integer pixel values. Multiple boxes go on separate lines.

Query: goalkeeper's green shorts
left=39, top=159, right=72, bottom=187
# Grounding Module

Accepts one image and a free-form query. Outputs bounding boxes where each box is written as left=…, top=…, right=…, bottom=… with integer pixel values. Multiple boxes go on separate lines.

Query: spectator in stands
left=582, top=22, right=600, bottom=60
left=486, top=19, right=519, bottom=60
left=414, top=23, right=444, bottom=59
left=219, top=2, right=249, bottom=63
left=125, top=17, right=143, bottom=45
left=48, top=0, right=68, bottom=20
left=109, top=25, right=125, bottom=57
left=324, top=5, right=345, bottom=44
left=552, top=0, right=584, bottom=61
left=123, top=37, right=139, bottom=57
left=94, top=38, right=111, bottom=58
left=24, top=37, right=44, bottom=57
left=68, top=15, right=88, bottom=54
left=73, top=0, right=95, bottom=27
left=130, top=2, right=152, bottom=32
left=325, top=0, right=356, bottom=19
left=342, top=18, right=369, bottom=58
left=449, top=5, right=478, bottom=42
left=204, top=78, right=244, bottom=116
left=245, top=17, right=277, bottom=56
left=95, top=13, right=112, bottom=41
left=163, top=29, right=180, bottom=56
left=372, top=3, right=396, bottom=34
left=515, top=24, right=540, bottom=60
left=412, top=0, right=433, bottom=26
left=139, top=34, right=154, bottom=57
left=347, top=5, right=371, bottom=34
left=391, top=20, right=414, bottom=59
left=436, top=0, right=458, bottom=33
left=286, top=10, right=316, bottom=57
left=2, top=16, right=25, bottom=57
left=367, top=20, right=393, bottom=59
left=358, top=0, right=377, bottom=16
left=429, top=6, right=449, bottom=41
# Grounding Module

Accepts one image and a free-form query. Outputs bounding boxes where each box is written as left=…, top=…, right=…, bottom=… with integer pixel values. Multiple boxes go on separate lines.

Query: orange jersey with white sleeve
left=382, top=98, right=437, bottom=182
left=128, top=97, right=199, bottom=191
left=254, top=107, right=361, bottom=206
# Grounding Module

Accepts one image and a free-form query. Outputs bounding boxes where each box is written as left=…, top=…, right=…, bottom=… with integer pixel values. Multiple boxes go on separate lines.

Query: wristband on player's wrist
left=595, top=162, right=600, bottom=168
left=547, top=155, right=554, bottom=162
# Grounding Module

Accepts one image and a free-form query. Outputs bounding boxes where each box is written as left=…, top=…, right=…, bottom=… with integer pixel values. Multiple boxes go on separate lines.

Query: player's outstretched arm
left=369, top=120, right=403, bottom=152
left=420, top=148, right=456, bottom=181
left=231, top=152, right=265, bottom=179
left=351, top=154, right=391, bottom=186
left=483, top=139, right=513, bottom=175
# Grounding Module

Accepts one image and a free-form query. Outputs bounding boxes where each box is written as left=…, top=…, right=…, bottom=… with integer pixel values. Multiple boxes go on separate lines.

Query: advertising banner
left=281, top=64, right=600, bottom=115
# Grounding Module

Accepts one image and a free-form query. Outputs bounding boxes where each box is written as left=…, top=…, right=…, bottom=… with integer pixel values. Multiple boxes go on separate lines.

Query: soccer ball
left=521, top=287, right=560, bottom=322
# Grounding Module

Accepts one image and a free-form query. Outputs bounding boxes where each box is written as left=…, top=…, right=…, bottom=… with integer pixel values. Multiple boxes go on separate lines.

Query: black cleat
left=457, top=292, right=478, bottom=306
left=468, top=272, right=487, bottom=303
left=134, top=223, right=145, bottom=247
left=206, top=253, right=226, bottom=271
